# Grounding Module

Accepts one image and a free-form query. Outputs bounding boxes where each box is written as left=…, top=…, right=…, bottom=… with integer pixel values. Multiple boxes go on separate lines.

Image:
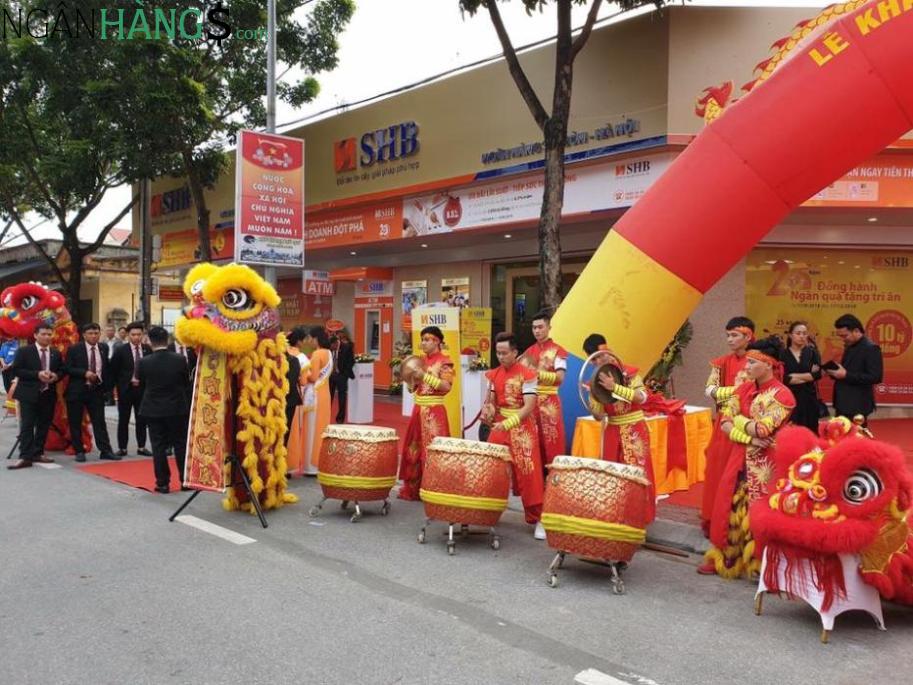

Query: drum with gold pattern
left=541, top=456, right=649, bottom=562
left=317, top=425, right=399, bottom=502
left=421, top=437, right=512, bottom=527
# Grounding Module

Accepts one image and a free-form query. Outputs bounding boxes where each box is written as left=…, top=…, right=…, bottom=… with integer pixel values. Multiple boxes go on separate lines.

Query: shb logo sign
left=420, top=313, right=447, bottom=326
left=334, top=121, right=420, bottom=173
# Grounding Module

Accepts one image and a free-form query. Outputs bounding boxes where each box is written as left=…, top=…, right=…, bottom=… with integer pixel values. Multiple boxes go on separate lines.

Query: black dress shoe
left=180, top=486, right=193, bottom=492
left=100, top=453, right=121, bottom=461
left=154, top=484, right=170, bottom=494
left=116, top=449, right=128, bottom=457
left=137, top=447, right=152, bottom=457
left=75, top=453, right=86, bottom=463
left=7, top=459, right=32, bottom=470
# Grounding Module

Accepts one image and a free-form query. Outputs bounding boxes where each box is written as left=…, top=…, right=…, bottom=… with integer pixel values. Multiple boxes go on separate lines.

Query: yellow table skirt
left=570, top=407, right=713, bottom=495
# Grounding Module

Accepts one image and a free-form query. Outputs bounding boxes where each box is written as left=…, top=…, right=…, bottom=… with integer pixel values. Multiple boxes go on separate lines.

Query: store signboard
left=156, top=226, right=235, bottom=270
left=803, top=157, right=913, bottom=208
left=235, top=130, right=305, bottom=267
left=747, top=247, right=913, bottom=405
left=303, top=270, right=335, bottom=296
left=305, top=202, right=401, bottom=248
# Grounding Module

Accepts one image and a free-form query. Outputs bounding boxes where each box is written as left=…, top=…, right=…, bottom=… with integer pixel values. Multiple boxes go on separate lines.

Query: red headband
left=733, top=326, right=755, bottom=340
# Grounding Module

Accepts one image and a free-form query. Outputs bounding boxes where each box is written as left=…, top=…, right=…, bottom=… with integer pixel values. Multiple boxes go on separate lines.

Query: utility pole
left=139, top=178, right=153, bottom=326
left=263, top=0, right=278, bottom=288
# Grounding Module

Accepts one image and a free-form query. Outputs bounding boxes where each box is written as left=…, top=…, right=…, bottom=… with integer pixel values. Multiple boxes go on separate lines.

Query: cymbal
left=400, top=355, right=426, bottom=390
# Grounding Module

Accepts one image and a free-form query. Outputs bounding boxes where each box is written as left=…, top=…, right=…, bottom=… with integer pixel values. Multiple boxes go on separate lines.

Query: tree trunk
left=538, top=120, right=567, bottom=313
left=182, top=149, right=212, bottom=262
left=65, top=248, right=83, bottom=326
left=538, top=1, right=575, bottom=313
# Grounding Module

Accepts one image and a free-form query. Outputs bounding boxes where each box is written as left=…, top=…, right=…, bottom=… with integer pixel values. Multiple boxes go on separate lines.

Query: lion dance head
left=176, top=263, right=296, bottom=513
left=751, top=422, right=913, bottom=608
left=0, top=281, right=77, bottom=346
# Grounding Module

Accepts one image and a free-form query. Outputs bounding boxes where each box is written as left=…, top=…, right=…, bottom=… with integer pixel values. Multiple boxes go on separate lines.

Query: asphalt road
left=1, top=417, right=910, bottom=685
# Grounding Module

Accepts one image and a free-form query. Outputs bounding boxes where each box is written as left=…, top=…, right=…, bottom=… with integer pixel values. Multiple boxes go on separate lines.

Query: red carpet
left=78, top=458, right=181, bottom=493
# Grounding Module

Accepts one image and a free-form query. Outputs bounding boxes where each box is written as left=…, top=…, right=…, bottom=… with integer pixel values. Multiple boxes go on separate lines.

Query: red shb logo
left=334, top=138, right=357, bottom=173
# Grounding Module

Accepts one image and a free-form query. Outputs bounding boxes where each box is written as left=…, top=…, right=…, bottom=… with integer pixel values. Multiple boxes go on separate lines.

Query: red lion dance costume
left=0, top=282, right=89, bottom=453
left=751, top=419, right=913, bottom=612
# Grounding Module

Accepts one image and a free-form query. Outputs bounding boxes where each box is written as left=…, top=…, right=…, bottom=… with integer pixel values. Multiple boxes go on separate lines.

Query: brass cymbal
left=400, top=355, right=426, bottom=390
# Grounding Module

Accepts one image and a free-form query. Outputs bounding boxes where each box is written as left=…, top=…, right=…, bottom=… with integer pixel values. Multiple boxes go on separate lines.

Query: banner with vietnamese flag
left=235, top=130, right=305, bottom=267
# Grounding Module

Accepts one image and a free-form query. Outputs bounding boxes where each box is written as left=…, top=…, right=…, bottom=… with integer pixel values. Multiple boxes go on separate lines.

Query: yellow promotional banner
left=460, top=307, right=492, bottom=356
left=746, top=248, right=913, bottom=405
left=412, top=306, right=463, bottom=436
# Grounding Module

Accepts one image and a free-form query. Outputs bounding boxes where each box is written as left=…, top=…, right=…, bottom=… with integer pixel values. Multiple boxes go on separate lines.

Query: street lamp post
left=263, top=0, right=278, bottom=287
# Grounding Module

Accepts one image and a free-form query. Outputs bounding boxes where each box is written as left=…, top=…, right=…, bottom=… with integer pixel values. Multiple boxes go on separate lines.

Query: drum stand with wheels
left=546, top=551, right=627, bottom=594
left=309, top=497, right=390, bottom=523
left=417, top=520, right=501, bottom=555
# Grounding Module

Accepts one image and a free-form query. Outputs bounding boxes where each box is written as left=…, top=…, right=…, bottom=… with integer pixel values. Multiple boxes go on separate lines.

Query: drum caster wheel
left=447, top=542, right=456, bottom=556
left=611, top=579, right=625, bottom=595
left=820, top=629, right=830, bottom=645
left=417, top=530, right=426, bottom=544
left=461, top=524, right=470, bottom=538
left=380, top=501, right=390, bottom=516
left=547, top=574, right=559, bottom=589
left=308, top=506, right=320, bottom=517
left=490, top=537, right=500, bottom=551
left=754, top=594, right=764, bottom=616
left=340, top=500, right=349, bottom=511
left=350, top=512, right=362, bottom=523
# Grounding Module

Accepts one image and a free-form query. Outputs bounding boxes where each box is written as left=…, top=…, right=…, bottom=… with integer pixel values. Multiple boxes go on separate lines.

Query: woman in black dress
left=780, top=321, right=822, bottom=433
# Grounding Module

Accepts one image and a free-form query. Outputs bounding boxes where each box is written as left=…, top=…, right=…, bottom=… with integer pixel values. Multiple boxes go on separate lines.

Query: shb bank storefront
left=140, top=5, right=913, bottom=410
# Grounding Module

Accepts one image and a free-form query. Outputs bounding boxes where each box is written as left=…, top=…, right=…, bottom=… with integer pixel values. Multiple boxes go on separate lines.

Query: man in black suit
left=826, top=313, right=884, bottom=425
left=109, top=321, right=152, bottom=456
left=7, top=324, right=64, bottom=470
left=167, top=338, right=198, bottom=378
left=331, top=330, right=355, bottom=423
left=138, top=326, right=191, bottom=494
left=284, top=349, right=302, bottom=446
left=65, top=322, right=118, bottom=463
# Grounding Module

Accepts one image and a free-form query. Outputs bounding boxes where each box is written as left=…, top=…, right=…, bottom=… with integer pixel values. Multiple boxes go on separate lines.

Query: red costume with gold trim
left=701, top=352, right=751, bottom=530
left=752, top=420, right=913, bottom=608
left=398, top=351, right=453, bottom=501
left=522, top=338, right=567, bottom=466
left=705, top=377, right=795, bottom=578
left=591, top=364, right=656, bottom=523
left=486, top=362, right=544, bottom=523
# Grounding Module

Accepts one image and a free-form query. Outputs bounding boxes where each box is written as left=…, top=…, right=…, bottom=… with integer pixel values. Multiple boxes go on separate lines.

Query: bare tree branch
left=15, top=102, right=64, bottom=218
left=571, top=0, right=604, bottom=59
left=486, top=0, right=549, bottom=131
left=83, top=194, right=139, bottom=255
left=0, top=199, right=69, bottom=289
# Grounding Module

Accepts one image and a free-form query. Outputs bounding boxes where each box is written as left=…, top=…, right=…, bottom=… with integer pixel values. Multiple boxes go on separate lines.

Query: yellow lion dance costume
left=175, top=263, right=297, bottom=513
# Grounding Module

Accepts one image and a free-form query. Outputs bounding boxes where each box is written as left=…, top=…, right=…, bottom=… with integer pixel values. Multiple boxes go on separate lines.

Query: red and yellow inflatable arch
left=554, top=0, right=913, bottom=435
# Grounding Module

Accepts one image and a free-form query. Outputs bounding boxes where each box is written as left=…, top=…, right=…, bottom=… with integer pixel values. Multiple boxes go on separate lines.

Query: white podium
left=755, top=549, right=885, bottom=643
left=461, top=356, right=487, bottom=441
left=347, top=362, right=375, bottom=424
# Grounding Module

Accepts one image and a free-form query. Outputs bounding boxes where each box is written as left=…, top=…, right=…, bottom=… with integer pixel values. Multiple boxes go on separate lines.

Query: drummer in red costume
left=398, top=326, right=454, bottom=501
left=522, top=310, right=567, bottom=470
left=700, top=317, right=754, bottom=536
left=583, top=333, right=656, bottom=523
left=699, top=336, right=795, bottom=578
left=484, top=332, right=546, bottom=539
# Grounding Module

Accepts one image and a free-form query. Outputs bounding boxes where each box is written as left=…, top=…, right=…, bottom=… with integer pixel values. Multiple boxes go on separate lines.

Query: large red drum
left=542, top=456, right=650, bottom=562
left=317, top=425, right=399, bottom=502
left=421, top=437, right=511, bottom=527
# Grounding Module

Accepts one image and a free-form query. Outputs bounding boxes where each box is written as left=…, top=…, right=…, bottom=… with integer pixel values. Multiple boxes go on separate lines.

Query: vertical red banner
left=235, top=130, right=305, bottom=267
